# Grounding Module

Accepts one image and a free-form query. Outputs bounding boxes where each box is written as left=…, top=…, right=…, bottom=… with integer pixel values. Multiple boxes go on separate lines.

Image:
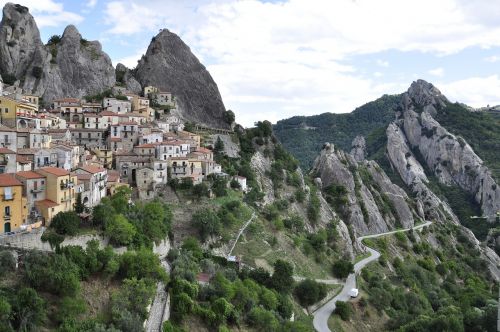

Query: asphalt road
left=312, top=221, right=432, bottom=332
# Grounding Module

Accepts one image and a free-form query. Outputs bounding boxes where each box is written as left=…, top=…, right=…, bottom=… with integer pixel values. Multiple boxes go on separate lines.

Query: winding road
left=312, top=221, right=432, bottom=332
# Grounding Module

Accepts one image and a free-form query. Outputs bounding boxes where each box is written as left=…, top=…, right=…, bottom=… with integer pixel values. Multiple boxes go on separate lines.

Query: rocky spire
left=134, top=28, right=228, bottom=129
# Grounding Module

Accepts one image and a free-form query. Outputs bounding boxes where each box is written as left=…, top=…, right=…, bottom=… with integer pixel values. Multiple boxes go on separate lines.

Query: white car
left=349, top=288, right=359, bottom=298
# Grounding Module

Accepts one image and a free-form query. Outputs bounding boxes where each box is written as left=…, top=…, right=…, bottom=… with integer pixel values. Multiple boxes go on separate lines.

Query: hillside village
left=0, top=75, right=241, bottom=235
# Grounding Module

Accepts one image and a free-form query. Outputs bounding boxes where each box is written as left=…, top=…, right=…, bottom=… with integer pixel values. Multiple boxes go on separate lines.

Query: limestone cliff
left=134, top=29, right=228, bottom=129
left=0, top=4, right=115, bottom=102
left=390, top=80, right=500, bottom=222
left=311, top=142, right=418, bottom=236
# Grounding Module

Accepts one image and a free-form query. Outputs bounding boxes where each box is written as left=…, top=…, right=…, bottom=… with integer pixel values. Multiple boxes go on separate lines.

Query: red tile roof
left=78, top=165, right=106, bottom=174
left=0, top=148, right=16, bottom=154
left=16, top=171, right=45, bottom=180
left=35, top=199, right=59, bottom=208
left=37, top=167, right=70, bottom=176
left=0, top=173, right=23, bottom=187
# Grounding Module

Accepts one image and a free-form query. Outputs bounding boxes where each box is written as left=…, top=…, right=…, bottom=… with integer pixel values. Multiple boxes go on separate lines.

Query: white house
left=233, top=176, right=247, bottom=192
left=75, top=165, right=107, bottom=208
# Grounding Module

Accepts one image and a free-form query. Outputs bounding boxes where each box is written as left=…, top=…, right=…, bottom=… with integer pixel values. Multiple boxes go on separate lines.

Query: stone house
left=103, top=98, right=131, bottom=114
left=15, top=171, right=46, bottom=219
left=0, top=148, right=17, bottom=174
left=74, top=165, right=107, bottom=208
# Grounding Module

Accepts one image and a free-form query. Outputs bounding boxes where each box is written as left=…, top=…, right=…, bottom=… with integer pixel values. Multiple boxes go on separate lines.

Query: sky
left=2, top=0, right=500, bottom=127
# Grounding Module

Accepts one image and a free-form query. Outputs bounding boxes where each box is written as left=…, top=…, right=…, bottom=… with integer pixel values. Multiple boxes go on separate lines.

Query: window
left=4, top=187, right=12, bottom=200
left=5, top=206, right=10, bottom=216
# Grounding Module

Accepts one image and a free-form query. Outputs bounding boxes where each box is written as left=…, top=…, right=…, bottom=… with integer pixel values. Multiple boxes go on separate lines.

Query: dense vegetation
left=274, top=94, right=401, bottom=169
left=359, top=223, right=497, bottom=332
left=435, top=103, right=500, bottom=182
left=166, top=238, right=314, bottom=331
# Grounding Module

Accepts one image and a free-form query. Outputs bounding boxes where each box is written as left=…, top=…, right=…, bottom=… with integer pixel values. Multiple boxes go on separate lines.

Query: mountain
left=134, top=29, right=228, bottom=129
left=0, top=3, right=228, bottom=129
left=0, top=3, right=115, bottom=102
left=274, top=94, right=401, bottom=169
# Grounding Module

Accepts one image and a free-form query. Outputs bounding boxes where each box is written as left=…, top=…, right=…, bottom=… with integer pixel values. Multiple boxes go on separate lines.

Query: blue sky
left=3, top=0, right=500, bottom=126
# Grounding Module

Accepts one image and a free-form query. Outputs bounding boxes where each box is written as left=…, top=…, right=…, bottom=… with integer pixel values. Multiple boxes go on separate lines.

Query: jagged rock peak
left=135, top=28, right=228, bottom=129
left=350, top=135, right=366, bottom=162
left=406, top=79, right=448, bottom=108
left=62, top=24, right=81, bottom=40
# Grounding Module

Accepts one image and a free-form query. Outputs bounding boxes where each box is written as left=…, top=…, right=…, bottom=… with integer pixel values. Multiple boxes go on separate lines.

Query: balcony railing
left=4, top=214, right=11, bottom=220
left=60, top=181, right=75, bottom=190
left=30, top=187, right=45, bottom=193
left=61, top=196, right=73, bottom=203
left=2, top=140, right=12, bottom=145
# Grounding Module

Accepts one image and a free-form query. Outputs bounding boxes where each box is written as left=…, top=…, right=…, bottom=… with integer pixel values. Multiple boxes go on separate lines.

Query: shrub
left=332, top=259, right=354, bottom=279
left=294, top=279, right=327, bottom=307
left=105, top=214, right=136, bottom=246
left=32, top=66, right=43, bottom=79
left=335, top=301, right=352, bottom=321
left=0, top=251, right=16, bottom=275
left=50, top=211, right=80, bottom=236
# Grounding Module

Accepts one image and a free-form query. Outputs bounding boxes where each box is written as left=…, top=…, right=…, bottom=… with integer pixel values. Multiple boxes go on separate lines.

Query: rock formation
left=0, top=4, right=116, bottom=103
left=350, top=135, right=366, bottom=162
left=389, top=80, right=500, bottom=222
left=115, top=63, right=141, bottom=94
left=311, top=142, right=417, bottom=236
left=134, top=29, right=228, bottom=129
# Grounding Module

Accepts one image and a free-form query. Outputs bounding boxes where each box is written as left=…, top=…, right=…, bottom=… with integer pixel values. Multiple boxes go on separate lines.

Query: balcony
left=2, top=139, right=12, bottom=146
left=60, top=196, right=73, bottom=203
left=60, top=181, right=75, bottom=190
left=30, top=187, right=45, bottom=193
left=4, top=214, right=11, bottom=220
left=0, top=160, right=8, bottom=166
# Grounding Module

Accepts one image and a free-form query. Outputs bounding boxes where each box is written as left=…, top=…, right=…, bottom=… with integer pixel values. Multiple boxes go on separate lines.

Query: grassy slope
left=273, top=94, right=401, bottom=170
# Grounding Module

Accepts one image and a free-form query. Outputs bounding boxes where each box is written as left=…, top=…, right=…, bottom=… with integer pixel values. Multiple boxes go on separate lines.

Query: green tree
left=270, top=260, right=294, bottom=293
left=211, top=298, right=234, bottom=326
left=0, top=251, right=15, bottom=276
left=105, top=214, right=136, bottom=246
left=335, top=301, right=352, bottom=321
left=50, top=211, right=81, bottom=235
left=223, top=110, right=235, bottom=125
left=56, top=296, right=86, bottom=323
left=214, top=136, right=225, bottom=154
left=13, top=288, right=46, bottom=331
left=332, top=259, right=354, bottom=279
left=74, top=192, right=85, bottom=213
left=247, top=307, right=278, bottom=332
left=294, top=279, right=327, bottom=307
left=119, top=249, right=167, bottom=281
left=192, top=208, right=222, bottom=241
left=0, top=296, right=12, bottom=331
left=192, top=182, right=210, bottom=198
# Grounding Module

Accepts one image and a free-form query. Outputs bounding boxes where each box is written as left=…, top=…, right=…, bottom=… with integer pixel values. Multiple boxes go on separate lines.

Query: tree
left=214, top=136, right=225, bottom=154
left=192, top=208, right=222, bottom=241
left=74, top=192, right=85, bottom=213
left=171, top=293, right=193, bottom=322
left=119, top=249, right=167, bottom=281
left=111, top=278, right=155, bottom=323
left=335, top=301, right=352, bottom=321
left=211, top=298, right=233, bottom=325
left=0, top=251, right=15, bottom=276
left=105, top=214, right=136, bottom=246
left=230, top=178, right=241, bottom=189
left=223, top=110, right=235, bottom=125
left=192, top=183, right=210, bottom=198
left=270, top=260, right=294, bottom=293
left=332, top=259, right=354, bottom=279
left=0, top=296, right=12, bottom=331
left=47, top=34, right=61, bottom=45
left=247, top=307, right=278, bottom=332
left=55, top=296, right=86, bottom=324
left=294, top=279, right=327, bottom=307
left=50, top=211, right=80, bottom=235
left=212, top=177, right=228, bottom=197
left=13, top=288, right=46, bottom=331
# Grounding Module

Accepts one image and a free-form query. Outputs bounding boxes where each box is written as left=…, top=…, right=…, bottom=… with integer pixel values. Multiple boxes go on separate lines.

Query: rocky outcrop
left=134, top=29, right=228, bottom=129
left=311, top=143, right=418, bottom=236
left=115, top=63, right=141, bottom=94
left=0, top=4, right=115, bottom=103
left=350, top=135, right=366, bottom=162
left=393, top=80, right=500, bottom=222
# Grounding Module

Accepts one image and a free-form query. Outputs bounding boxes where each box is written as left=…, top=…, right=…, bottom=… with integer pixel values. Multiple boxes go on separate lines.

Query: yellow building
left=143, top=86, right=159, bottom=96
left=0, top=173, right=28, bottom=233
left=0, top=95, right=38, bottom=128
left=34, top=167, right=77, bottom=223
left=132, top=96, right=150, bottom=111
left=92, top=147, right=113, bottom=169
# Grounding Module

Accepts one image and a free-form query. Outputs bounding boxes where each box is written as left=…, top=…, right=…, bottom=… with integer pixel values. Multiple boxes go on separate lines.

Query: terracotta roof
left=100, top=111, right=119, bottom=116
left=16, top=155, right=31, bottom=164
left=196, top=147, right=212, bottom=154
left=0, top=125, right=15, bottom=132
left=37, top=167, right=69, bottom=176
left=0, top=148, right=16, bottom=154
left=35, top=199, right=59, bottom=208
left=78, top=165, right=106, bottom=174
left=16, top=171, right=45, bottom=180
left=107, top=170, right=120, bottom=182
left=76, top=173, right=92, bottom=181
left=118, top=121, right=138, bottom=125
left=135, top=143, right=158, bottom=148
left=17, top=148, right=39, bottom=154
left=0, top=173, right=23, bottom=187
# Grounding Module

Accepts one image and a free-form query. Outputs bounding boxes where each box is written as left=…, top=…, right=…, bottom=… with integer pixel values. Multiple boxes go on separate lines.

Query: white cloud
left=439, top=75, right=500, bottom=107
left=115, top=48, right=148, bottom=69
left=484, top=55, right=500, bottom=63
left=87, top=0, right=97, bottom=8
left=0, top=0, right=84, bottom=28
left=376, top=60, right=389, bottom=67
left=428, top=67, right=445, bottom=77
left=100, top=0, right=500, bottom=126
